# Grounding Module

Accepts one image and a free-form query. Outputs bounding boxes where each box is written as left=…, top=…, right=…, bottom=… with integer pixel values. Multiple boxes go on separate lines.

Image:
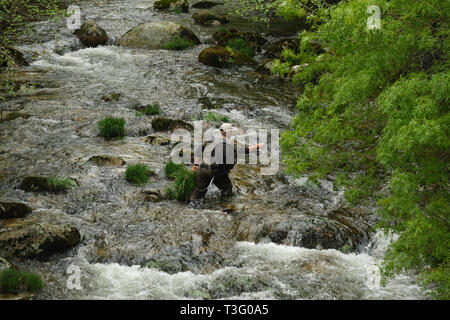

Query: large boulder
left=198, top=46, right=255, bottom=68
left=192, top=10, right=229, bottom=25
left=119, top=22, right=200, bottom=49
left=74, top=20, right=108, bottom=47
left=0, top=202, right=32, bottom=220
left=0, top=223, right=80, bottom=258
left=154, top=0, right=189, bottom=13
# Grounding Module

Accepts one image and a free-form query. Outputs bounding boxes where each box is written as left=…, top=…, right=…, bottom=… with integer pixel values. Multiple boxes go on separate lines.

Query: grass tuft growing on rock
left=203, top=112, right=230, bottom=123
left=0, top=269, right=43, bottom=293
left=164, top=160, right=185, bottom=179
left=165, top=165, right=197, bottom=202
left=48, top=177, right=77, bottom=192
left=164, top=36, right=195, bottom=51
left=98, top=117, right=126, bottom=139
left=143, top=105, right=161, bottom=115
left=125, top=164, right=152, bottom=185
left=226, top=38, right=254, bottom=57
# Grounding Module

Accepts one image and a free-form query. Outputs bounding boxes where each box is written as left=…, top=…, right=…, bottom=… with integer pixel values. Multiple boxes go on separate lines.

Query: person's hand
left=192, top=165, right=199, bottom=172
left=257, top=142, right=265, bottom=149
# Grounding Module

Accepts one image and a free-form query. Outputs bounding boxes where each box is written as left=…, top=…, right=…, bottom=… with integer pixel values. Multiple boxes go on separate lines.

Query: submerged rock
left=0, top=202, right=32, bottom=220
left=151, top=117, right=193, bottom=131
left=119, top=22, right=200, bottom=49
left=154, top=0, right=189, bottom=13
left=0, top=223, right=80, bottom=258
left=74, top=20, right=108, bottom=47
left=192, top=10, right=229, bottom=26
left=88, top=155, right=126, bottom=166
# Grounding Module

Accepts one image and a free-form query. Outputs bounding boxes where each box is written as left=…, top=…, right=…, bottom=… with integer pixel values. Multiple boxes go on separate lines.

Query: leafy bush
left=98, top=117, right=126, bottom=139
left=48, top=177, right=77, bottom=192
left=164, top=160, right=185, bottom=179
left=203, top=112, right=230, bottom=123
left=0, top=269, right=43, bottom=293
left=273, top=0, right=450, bottom=299
left=226, top=38, right=254, bottom=57
left=164, top=36, right=195, bottom=51
left=165, top=166, right=197, bottom=202
left=125, top=164, right=152, bottom=185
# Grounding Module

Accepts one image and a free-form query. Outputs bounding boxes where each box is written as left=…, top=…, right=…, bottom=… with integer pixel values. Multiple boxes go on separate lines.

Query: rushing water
left=0, top=0, right=426, bottom=300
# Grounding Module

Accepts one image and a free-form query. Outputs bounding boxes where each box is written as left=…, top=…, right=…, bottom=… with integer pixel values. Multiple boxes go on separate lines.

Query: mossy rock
left=74, top=20, right=108, bottom=47
left=154, top=0, right=189, bottom=12
left=18, top=177, right=51, bottom=193
left=213, top=29, right=267, bottom=52
left=19, top=177, right=77, bottom=193
left=88, top=155, right=126, bottom=166
left=0, top=223, right=81, bottom=258
left=119, top=22, right=200, bottom=49
left=198, top=46, right=255, bottom=68
left=198, top=46, right=230, bottom=67
left=142, top=134, right=171, bottom=146
left=151, top=117, right=193, bottom=132
left=1, top=111, right=31, bottom=122
left=0, top=202, right=32, bottom=220
left=192, top=10, right=229, bottom=26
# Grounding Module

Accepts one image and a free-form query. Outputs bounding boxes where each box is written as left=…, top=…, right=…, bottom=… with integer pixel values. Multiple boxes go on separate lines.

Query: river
left=0, top=0, right=426, bottom=300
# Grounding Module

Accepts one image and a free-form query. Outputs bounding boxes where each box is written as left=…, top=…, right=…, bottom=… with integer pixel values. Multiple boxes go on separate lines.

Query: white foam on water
left=71, top=231, right=425, bottom=300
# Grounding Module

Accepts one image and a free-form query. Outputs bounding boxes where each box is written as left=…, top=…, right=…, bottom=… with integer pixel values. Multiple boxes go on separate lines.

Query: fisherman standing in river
left=188, top=123, right=264, bottom=209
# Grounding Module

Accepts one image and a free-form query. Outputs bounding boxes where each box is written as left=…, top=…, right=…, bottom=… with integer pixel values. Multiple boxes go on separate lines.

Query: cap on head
left=219, top=123, right=234, bottom=133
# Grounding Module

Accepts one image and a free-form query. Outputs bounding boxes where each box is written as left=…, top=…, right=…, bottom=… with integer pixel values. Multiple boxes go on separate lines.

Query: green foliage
left=165, top=165, right=197, bottom=202
left=164, top=160, right=185, bottom=179
left=143, top=105, right=161, bottom=115
left=0, top=269, right=43, bottom=293
left=226, top=38, right=254, bottom=57
left=164, top=36, right=195, bottom=51
left=203, top=112, right=230, bottom=123
left=0, top=269, right=21, bottom=293
left=224, top=0, right=330, bottom=25
left=0, top=0, right=64, bottom=98
left=98, top=117, right=126, bottom=139
left=48, top=177, right=77, bottom=192
left=125, top=164, right=152, bottom=185
left=23, top=273, right=44, bottom=292
left=275, top=0, right=450, bottom=298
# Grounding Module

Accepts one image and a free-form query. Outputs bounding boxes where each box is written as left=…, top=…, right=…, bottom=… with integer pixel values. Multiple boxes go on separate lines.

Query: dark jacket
left=194, top=139, right=249, bottom=177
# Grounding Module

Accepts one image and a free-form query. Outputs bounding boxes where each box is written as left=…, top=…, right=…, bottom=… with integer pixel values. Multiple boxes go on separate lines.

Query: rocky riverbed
left=0, top=0, right=425, bottom=299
